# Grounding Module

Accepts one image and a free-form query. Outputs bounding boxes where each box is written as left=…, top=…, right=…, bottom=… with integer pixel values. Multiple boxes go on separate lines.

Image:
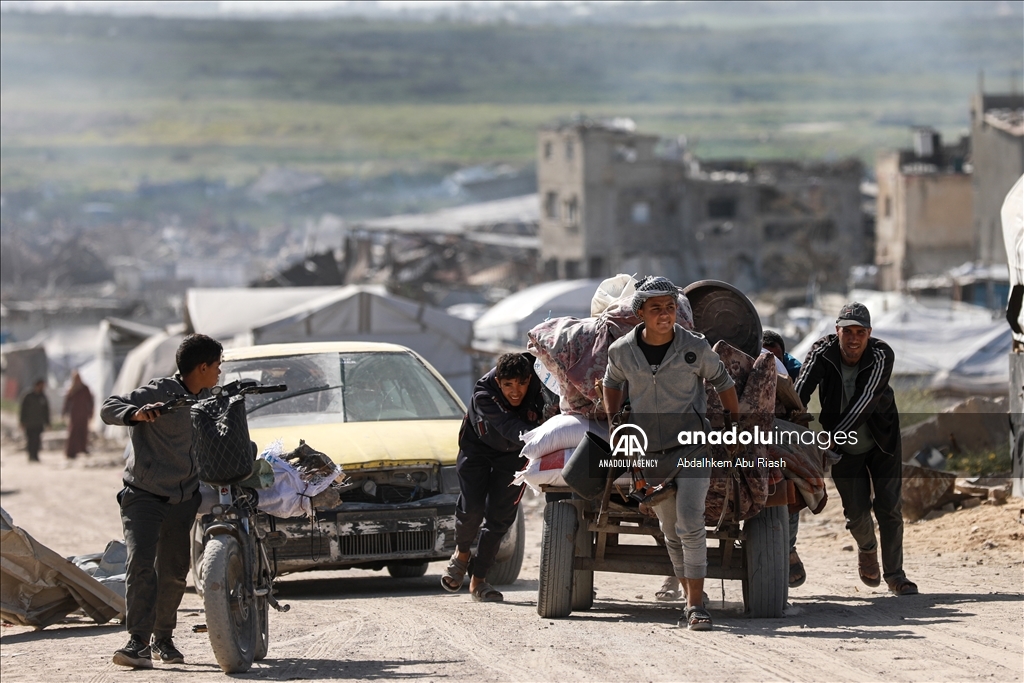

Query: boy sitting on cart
left=602, top=277, right=739, bottom=631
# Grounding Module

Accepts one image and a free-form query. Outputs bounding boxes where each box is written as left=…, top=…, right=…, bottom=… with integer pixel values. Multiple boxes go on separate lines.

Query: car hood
left=248, top=419, right=461, bottom=469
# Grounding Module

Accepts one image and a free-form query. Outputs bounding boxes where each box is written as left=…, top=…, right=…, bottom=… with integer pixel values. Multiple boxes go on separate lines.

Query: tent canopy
left=474, top=279, right=602, bottom=346
left=187, top=286, right=475, bottom=401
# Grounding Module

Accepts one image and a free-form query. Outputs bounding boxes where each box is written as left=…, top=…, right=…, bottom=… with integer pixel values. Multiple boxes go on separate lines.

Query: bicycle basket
left=191, top=393, right=254, bottom=485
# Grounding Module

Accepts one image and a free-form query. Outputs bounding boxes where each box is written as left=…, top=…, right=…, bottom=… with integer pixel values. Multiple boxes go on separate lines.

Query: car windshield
left=219, top=351, right=464, bottom=427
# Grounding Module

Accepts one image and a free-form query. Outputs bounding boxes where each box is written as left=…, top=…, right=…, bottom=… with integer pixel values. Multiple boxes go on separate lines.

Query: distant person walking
left=795, top=302, right=918, bottom=596
left=19, top=379, right=50, bottom=463
left=63, top=370, right=94, bottom=459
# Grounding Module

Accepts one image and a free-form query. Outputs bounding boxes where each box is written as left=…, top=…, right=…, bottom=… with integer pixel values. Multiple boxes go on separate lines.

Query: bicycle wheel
left=201, top=535, right=257, bottom=673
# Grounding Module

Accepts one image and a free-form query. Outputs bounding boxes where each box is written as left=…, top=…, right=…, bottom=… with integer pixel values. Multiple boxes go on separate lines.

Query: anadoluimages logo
left=610, top=424, right=648, bottom=458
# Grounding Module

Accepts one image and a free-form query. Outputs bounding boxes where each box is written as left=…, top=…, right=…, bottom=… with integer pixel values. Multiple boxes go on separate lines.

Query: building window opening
left=631, top=201, right=651, bottom=224
left=543, top=141, right=553, bottom=160
left=545, top=192, right=559, bottom=219
left=565, top=197, right=579, bottom=225
left=884, top=196, right=892, bottom=218
left=614, top=144, right=638, bottom=163
left=566, top=139, right=575, bottom=161
left=564, top=260, right=580, bottom=279
left=707, top=197, right=737, bottom=219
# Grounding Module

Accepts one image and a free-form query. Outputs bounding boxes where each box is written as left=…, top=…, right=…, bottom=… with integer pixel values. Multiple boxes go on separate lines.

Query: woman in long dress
left=63, top=370, right=94, bottom=459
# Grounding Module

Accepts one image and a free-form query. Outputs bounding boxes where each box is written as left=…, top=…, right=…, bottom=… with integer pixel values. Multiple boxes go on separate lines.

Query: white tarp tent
left=187, top=286, right=475, bottom=402
left=791, top=290, right=1010, bottom=395
left=473, top=279, right=602, bottom=347
left=185, top=287, right=339, bottom=341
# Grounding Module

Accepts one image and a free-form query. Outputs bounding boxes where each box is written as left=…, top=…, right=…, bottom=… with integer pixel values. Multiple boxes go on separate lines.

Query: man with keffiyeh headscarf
left=602, top=276, right=739, bottom=631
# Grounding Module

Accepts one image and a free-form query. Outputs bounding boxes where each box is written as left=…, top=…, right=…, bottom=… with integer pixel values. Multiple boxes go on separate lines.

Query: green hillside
left=1, top=5, right=1020, bottom=191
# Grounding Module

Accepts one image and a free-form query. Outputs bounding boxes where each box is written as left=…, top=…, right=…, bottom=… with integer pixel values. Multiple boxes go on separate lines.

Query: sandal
left=887, top=577, right=919, bottom=596
left=858, top=550, right=881, bottom=587
left=681, top=605, right=713, bottom=631
left=441, top=552, right=469, bottom=593
left=470, top=580, right=503, bottom=602
left=655, top=577, right=682, bottom=602
left=789, top=550, right=806, bottom=588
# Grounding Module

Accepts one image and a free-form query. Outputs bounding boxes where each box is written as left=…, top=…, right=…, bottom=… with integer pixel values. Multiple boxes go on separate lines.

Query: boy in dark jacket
left=794, top=303, right=917, bottom=596
left=441, top=353, right=545, bottom=602
left=101, top=334, right=223, bottom=667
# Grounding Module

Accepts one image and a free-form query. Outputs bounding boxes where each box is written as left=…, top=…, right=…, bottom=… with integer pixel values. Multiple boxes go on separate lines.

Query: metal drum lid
left=681, top=279, right=762, bottom=359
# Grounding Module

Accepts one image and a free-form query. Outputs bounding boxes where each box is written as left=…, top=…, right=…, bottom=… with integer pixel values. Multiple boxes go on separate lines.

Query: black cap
left=836, top=302, right=871, bottom=328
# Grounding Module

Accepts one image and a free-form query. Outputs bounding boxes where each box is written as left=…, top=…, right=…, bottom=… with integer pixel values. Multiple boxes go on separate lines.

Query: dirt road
left=1, top=443, right=1021, bottom=683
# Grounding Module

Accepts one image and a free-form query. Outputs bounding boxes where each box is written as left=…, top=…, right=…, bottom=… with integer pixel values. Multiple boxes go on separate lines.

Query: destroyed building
left=874, top=87, right=1023, bottom=303
left=971, top=88, right=1024, bottom=267
left=875, top=129, right=973, bottom=291
left=536, top=118, right=866, bottom=292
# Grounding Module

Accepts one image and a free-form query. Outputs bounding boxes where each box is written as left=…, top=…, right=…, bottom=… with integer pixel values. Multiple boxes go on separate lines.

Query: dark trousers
left=454, top=449, right=525, bottom=580
left=24, top=427, right=42, bottom=461
left=831, top=445, right=906, bottom=584
left=119, top=485, right=201, bottom=641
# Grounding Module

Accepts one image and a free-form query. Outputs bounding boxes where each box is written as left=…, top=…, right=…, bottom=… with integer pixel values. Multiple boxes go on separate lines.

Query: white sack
left=520, top=414, right=590, bottom=460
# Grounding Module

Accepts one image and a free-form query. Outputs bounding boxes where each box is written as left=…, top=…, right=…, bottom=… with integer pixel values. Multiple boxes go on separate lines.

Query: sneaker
left=112, top=635, right=153, bottom=669
left=151, top=637, right=185, bottom=664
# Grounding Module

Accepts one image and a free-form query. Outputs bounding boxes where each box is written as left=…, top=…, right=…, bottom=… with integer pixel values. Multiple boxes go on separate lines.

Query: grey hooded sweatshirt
left=604, top=324, right=734, bottom=453
left=101, top=375, right=211, bottom=504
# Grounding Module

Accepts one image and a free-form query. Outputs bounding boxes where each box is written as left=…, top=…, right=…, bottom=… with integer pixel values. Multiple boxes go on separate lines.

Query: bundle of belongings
left=199, top=439, right=344, bottom=519
left=518, top=276, right=836, bottom=524
left=527, top=274, right=694, bottom=419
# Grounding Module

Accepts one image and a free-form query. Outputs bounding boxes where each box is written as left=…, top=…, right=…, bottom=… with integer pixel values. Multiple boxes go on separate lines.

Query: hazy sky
left=1, top=0, right=587, bottom=14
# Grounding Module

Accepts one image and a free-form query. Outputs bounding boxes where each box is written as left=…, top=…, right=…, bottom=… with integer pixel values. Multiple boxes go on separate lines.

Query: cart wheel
left=742, top=505, right=789, bottom=618
left=537, top=501, right=577, bottom=618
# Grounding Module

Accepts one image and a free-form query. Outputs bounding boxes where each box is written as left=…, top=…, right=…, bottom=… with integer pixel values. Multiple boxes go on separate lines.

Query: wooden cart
left=536, top=472, right=797, bottom=619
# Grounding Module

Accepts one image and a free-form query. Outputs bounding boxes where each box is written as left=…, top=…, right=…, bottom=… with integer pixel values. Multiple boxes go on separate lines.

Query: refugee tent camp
left=791, top=290, right=1010, bottom=395
left=185, top=285, right=475, bottom=402
left=473, top=278, right=601, bottom=347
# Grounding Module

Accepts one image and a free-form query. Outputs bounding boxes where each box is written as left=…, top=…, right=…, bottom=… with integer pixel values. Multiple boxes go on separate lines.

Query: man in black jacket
left=19, top=379, right=50, bottom=463
left=795, top=303, right=918, bottom=596
left=101, top=334, right=223, bottom=667
left=440, top=353, right=545, bottom=602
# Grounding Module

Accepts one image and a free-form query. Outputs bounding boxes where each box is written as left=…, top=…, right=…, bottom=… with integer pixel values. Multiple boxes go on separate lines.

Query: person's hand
left=130, top=403, right=164, bottom=423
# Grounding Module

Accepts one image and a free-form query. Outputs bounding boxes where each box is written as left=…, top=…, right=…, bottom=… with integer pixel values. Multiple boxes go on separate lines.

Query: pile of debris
left=902, top=468, right=1012, bottom=521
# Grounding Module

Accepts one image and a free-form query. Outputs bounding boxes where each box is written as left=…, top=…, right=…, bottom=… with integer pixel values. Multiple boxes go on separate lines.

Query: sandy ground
left=1, top=438, right=1022, bottom=683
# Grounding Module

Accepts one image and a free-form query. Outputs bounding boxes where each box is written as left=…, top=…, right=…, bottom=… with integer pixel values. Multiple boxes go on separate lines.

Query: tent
left=791, top=290, right=1010, bottom=395
left=473, top=279, right=602, bottom=347
left=102, top=325, right=185, bottom=439
left=187, top=286, right=475, bottom=402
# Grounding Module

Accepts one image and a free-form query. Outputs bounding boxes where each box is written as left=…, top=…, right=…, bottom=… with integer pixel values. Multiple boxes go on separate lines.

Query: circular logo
left=610, top=423, right=649, bottom=457
left=684, top=351, right=697, bottom=364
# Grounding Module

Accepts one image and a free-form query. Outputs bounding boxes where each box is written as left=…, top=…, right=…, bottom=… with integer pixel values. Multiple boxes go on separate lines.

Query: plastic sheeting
left=791, top=291, right=1010, bottom=395
left=181, top=286, right=475, bottom=402
left=0, top=508, right=124, bottom=629
left=474, top=279, right=603, bottom=346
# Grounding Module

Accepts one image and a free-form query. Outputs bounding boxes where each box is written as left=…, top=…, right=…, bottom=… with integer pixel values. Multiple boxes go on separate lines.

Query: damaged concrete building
left=874, top=129, right=973, bottom=292
left=874, top=87, right=1023, bottom=302
left=536, top=118, right=866, bottom=292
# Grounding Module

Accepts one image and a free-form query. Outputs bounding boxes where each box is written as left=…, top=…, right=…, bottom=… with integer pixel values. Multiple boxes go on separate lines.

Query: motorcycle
left=178, top=379, right=291, bottom=673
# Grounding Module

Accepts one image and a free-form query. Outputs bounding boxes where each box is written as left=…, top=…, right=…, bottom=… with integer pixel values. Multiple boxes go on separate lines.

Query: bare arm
left=717, top=386, right=739, bottom=423
left=602, top=386, right=624, bottom=419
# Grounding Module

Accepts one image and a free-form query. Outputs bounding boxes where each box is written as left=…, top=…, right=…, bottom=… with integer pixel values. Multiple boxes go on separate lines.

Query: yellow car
left=216, top=342, right=525, bottom=583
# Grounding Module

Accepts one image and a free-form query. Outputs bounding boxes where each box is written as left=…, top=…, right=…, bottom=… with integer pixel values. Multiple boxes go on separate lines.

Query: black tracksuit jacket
left=794, top=334, right=901, bottom=458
